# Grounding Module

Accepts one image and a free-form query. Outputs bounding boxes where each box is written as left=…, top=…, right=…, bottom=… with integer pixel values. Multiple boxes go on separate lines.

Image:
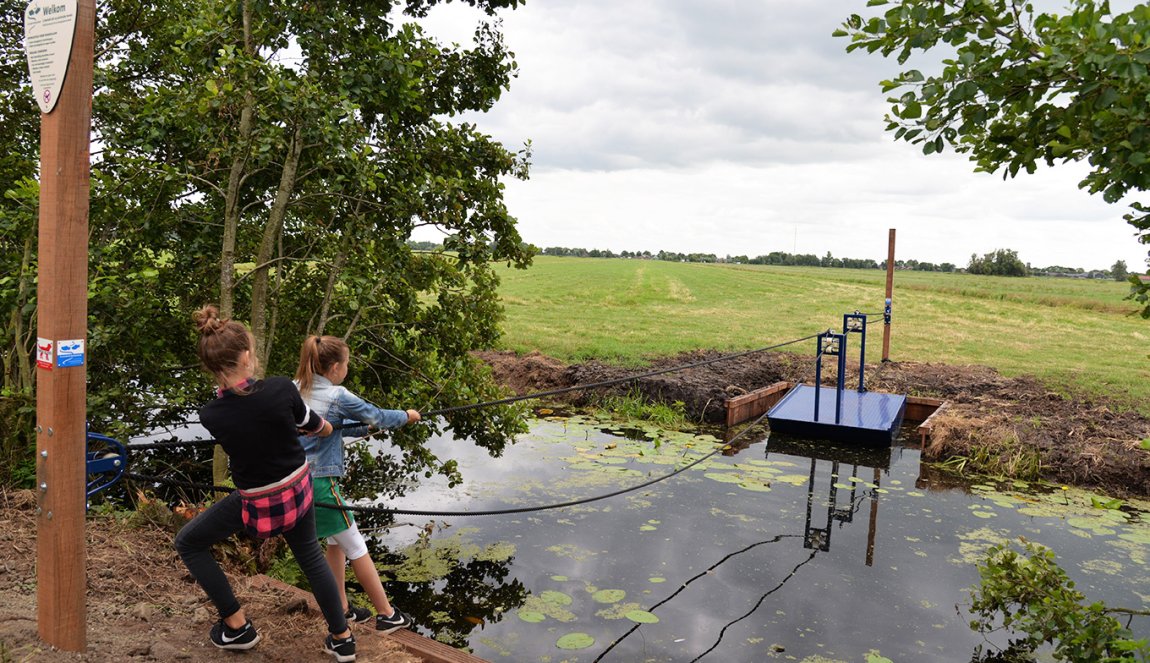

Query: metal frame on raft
left=767, top=312, right=907, bottom=446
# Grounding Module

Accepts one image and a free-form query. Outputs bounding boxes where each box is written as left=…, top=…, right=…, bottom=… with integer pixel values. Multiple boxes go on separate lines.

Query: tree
left=1112, top=260, right=1128, bottom=281
left=836, top=1, right=1150, bottom=265
left=2, top=0, right=533, bottom=491
left=0, top=1, right=47, bottom=486
left=967, top=249, right=1029, bottom=277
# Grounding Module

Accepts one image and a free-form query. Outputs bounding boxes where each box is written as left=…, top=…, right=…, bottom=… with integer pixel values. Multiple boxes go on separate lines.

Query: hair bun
left=193, top=305, right=224, bottom=335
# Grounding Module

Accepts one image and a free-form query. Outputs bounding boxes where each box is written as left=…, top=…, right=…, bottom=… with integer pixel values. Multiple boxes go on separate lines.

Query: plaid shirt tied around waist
left=238, top=463, right=313, bottom=539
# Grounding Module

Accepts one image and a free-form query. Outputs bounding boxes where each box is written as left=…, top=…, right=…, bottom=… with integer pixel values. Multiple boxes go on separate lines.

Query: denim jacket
left=295, top=375, right=409, bottom=478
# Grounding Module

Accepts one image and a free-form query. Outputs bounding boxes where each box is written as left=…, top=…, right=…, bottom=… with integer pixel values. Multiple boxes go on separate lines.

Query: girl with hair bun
left=295, top=334, right=420, bottom=634
left=175, top=306, right=359, bottom=662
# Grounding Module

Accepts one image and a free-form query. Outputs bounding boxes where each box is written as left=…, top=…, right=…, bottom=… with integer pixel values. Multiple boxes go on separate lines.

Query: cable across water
left=126, top=408, right=772, bottom=517
left=117, top=330, right=824, bottom=515
left=122, top=332, right=819, bottom=451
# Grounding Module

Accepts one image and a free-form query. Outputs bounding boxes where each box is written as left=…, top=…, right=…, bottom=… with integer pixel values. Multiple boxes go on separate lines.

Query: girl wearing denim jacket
left=294, top=335, right=420, bottom=633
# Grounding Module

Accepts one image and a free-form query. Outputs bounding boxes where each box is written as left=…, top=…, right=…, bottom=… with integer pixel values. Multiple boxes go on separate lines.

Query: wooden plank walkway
left=249, top=575, right=489, bottom=663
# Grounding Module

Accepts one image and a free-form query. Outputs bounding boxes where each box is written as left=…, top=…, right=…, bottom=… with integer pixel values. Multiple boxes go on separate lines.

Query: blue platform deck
left=767, top=385, right=907, bottom=446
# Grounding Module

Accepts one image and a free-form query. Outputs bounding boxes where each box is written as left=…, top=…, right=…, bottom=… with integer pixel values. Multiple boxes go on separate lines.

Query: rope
left=116, top=330, right=832, bottom=516
left=336, top=333, right=821, bottom=425
left=125, top=409, right=772, bottom=517
left=121, top=332, right=820, bottom=447
left=128, top=438, right=217, bottom=451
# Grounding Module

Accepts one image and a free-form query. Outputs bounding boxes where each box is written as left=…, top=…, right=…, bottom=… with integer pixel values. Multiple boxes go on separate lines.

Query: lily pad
left=738, top=482, right=772, bottom=492
left=556, top=632, right=595, bottom=650
left=540, top=590, right=573, bottom=606
left=592, top=589, right=626, bottom=603
left=1119, top=531, right=1150, bottom=545
left=517, top=610, right=546, bottom=623
left=625, top=609, right=660, bottom=624
left=704, top=472, right=743, bottom=484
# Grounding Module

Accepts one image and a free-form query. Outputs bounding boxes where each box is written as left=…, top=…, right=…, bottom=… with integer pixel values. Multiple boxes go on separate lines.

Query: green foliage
left=1089, top=495, right=1124, bottom=510
left=837, top=1, right=1150, bottom=262
left=967, top=249, right=1029, bottom=277
left=0, top=0, right=38, bottom=484
left=969, top=539, right=1149, bottom=662
left=1, top=0, right=534, bottom=490
left=594, top=389, right=690, bottom=429
left=1128, top=274, right=1150, bottom=319
left=1112, top=261, right=1129, bottom=282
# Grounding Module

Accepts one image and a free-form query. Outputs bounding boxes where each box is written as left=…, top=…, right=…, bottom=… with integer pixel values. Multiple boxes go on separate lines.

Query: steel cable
left=122, top=332, right=820, bottom=450
left=125, top=408, right=772, bottom=517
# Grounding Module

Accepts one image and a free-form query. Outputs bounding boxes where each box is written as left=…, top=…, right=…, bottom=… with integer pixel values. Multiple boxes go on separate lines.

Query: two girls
left=175, top=306, right=359, bottom=662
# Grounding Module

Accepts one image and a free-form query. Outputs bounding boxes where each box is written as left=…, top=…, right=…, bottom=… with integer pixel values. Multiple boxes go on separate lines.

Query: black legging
left=175, top=491, right=349, bottom=634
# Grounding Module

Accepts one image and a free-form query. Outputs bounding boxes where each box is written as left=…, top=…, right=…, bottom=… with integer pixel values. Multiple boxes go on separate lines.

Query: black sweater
left=199, top=376, right=325, bottom=489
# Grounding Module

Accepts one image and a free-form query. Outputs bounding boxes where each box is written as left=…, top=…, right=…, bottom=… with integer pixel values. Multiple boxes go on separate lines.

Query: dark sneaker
left=323, top=632, right=357, bottom=662
left=345, top=605, right=373, bottom=623
left=209, top=619, right=260, bottom=650
left=375, top=607, right=413, bottom=634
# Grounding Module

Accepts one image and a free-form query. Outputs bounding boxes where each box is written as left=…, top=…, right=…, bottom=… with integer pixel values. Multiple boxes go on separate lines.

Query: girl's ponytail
left=295, top=335, right=348, bottom=396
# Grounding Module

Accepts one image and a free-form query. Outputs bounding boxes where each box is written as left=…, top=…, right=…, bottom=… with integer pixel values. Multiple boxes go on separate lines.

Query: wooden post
left=35, top=0, right=95, bottom=651
left=881, top=229, right=895, bottom=362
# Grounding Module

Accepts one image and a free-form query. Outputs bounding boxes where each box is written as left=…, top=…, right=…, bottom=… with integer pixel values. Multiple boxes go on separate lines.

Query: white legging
left=326, top=520, right=369, bottom=561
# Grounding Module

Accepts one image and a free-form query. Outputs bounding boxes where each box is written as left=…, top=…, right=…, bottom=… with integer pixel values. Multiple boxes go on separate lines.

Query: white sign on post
left=23, top=0, right=78, bottom=114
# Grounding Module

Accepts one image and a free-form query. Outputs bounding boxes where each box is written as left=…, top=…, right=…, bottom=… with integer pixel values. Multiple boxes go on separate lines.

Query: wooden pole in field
left=881, top=229, right=895, bottom=362
left=30, top=0, right=95, bottom=651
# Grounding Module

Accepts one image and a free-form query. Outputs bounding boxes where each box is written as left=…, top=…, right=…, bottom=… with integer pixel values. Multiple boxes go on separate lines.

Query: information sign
left=23, top=0, right=78, bottom=114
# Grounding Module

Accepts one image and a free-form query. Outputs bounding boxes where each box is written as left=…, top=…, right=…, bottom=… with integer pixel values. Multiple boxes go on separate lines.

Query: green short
left=312, top=475, right=356, bottom=539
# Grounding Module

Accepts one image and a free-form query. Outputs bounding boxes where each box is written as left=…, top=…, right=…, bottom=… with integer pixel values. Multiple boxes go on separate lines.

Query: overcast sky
left=417, top=1, right=1147, bottom=270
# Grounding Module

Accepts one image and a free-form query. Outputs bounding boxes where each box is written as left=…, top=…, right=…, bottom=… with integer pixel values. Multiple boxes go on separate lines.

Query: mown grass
left=494, top=257, right=1150, bottom=413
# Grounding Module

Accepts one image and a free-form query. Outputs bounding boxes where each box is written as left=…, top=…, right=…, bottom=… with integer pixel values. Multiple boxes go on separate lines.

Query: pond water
left=355, top=414, right=1149, bottom=663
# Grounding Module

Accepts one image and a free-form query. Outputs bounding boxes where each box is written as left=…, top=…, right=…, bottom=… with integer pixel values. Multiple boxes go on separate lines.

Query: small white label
left=23, top=0, right=79, bottom=114
left=57, top=338, right=84, bottom=367
left=36, top=337, right=53, bottom=370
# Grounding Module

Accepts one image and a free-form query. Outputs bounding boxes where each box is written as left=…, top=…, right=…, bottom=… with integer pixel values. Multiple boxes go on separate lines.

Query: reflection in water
left=369, top=548, right=529, bottom=649
left=768, top=435, right=891, bottom=564
left=362, top=417, right=1148, bottom=662
left=592, top=534, right=802, bottom=663
left=599, top=433, right=896, bottom=661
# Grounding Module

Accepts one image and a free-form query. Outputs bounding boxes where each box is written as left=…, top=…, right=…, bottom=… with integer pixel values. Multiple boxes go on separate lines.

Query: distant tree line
left=533, top=246, right=960, bottom=271
left=409, top=241, right=1135, bottom=280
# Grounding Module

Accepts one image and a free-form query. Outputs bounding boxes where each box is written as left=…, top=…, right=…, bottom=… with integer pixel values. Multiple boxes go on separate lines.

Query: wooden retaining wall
left=725, top=381, right=793, bottom=428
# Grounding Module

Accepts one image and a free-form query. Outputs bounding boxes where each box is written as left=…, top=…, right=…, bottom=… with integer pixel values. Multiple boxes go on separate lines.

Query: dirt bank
left=0, top=490, right=422, bottom=662
left=475, top=350, right=1150, bottom=499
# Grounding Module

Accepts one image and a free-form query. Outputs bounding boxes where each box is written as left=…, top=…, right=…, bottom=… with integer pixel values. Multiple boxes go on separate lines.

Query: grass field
left=493, top=256, right=1150, bottom=413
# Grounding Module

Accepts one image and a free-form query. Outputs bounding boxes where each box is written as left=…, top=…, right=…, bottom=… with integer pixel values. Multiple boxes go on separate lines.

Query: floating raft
left=767, top=385, right=907, bottom=446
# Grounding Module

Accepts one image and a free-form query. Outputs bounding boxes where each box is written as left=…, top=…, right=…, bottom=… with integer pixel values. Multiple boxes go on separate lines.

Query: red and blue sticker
left=36, top=338, right=85, bottom=369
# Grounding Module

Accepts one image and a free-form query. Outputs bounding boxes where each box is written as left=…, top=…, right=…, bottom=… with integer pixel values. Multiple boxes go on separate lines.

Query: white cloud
left=417, top=2, right=1148, bottom=270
